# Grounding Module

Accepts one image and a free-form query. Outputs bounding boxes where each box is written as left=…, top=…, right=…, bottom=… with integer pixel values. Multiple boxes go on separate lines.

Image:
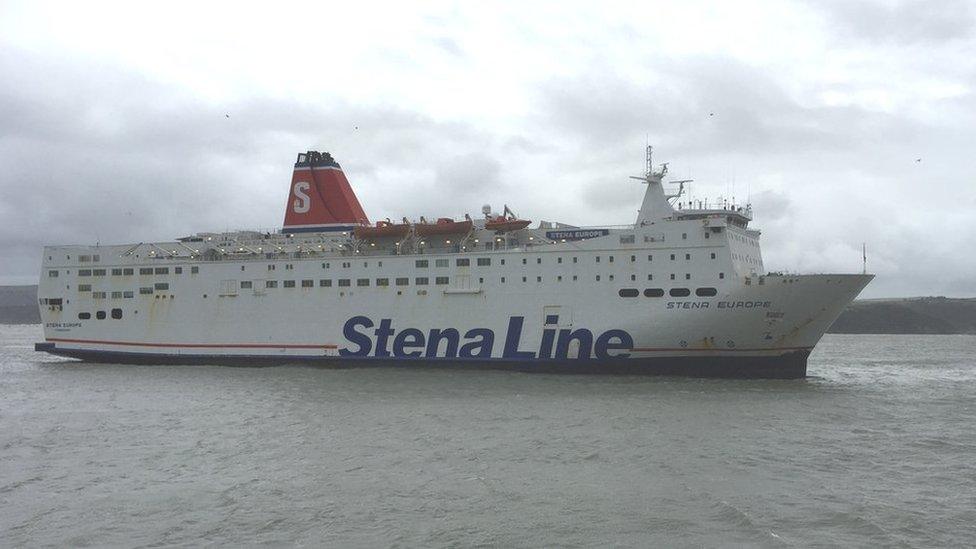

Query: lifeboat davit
left=414, top=217, right=473, bottom=236
left=354, top=220, right=411, bottom=239
left=485, top=216, right=532, bottom=232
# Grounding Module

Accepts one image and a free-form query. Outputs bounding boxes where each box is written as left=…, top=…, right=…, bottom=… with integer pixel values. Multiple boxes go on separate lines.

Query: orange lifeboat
left=354, top=219, right=411, bottom=239
left=485, top=216, right=532, bottom=232
left=414, top=217, right=473, bottom=236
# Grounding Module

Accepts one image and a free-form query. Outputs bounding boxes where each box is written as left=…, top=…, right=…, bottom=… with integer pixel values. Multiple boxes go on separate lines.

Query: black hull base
left=35, top=344, right=810, bottom=379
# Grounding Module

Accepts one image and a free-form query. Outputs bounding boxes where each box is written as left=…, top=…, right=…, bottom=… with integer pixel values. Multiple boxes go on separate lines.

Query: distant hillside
left=828, top=297, right=976, bottom=335
left=0, top=285, right=40, bottom=324
left=3, top=285, right=974, bottom=333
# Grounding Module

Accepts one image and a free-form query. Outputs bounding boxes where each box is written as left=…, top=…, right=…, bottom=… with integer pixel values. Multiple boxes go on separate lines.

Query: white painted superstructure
left=35, top=147, right=872, bottom=377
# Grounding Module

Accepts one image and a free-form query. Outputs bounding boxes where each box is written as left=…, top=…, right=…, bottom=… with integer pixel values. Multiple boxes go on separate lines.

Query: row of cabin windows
left=69, top=266, right=198, bottom=277
left=253, top=277, right=453, bottom=289
left=77, top=308, right=123, bottom=320
left=618, top=287, right=718, bottom=298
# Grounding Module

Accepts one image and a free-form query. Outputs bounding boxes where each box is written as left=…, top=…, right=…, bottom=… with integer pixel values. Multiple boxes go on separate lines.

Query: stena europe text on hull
left=35, top=147, right=873, bottom=378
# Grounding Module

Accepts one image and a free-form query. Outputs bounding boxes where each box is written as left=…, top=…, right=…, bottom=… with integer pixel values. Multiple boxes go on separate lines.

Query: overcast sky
left=1, top=0, right=974, bottom=297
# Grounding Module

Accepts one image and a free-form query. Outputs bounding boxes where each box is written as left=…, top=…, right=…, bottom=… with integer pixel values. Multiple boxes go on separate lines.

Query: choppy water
left=2, top=325, right=975, bottom=548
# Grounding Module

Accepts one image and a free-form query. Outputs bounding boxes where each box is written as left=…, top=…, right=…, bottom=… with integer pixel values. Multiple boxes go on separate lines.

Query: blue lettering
left=594, top=329, right=633, bottom=359
left=554, top=328, right=593, bottom=359
left=459, top=328, right=494, bottom=358
left=374, top=318, right=394, bottom=357
left=502, top=317, right=535, bottom=359
left=539, top=327, right=556, bottom=359
left=426, top=328, right=460, bottom=358
left=339, top=316, right=373, bottom=357
left=393, top=328, right=425, bottom=357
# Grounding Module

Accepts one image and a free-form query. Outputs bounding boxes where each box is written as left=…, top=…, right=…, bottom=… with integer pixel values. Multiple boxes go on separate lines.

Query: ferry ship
left=34, top=147, right=872, bottom=378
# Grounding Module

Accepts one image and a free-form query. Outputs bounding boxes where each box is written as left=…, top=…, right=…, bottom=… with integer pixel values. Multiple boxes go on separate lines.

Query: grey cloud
left=809, top=0, right=976, bottom=45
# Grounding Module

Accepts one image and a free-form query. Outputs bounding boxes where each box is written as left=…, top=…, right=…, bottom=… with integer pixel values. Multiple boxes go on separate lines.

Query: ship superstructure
left=35, top=147, right=872, bottom=378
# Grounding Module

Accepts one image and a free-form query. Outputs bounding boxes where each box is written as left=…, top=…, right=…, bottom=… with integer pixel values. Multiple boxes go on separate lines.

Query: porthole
left=95, top=311, right=106, bottom=320
left=78, top=312, right=91, bottom=320
left=696, top=287, right=717, bottom=297
left=644, top=288, right=664, bottom=297
left=618, top=289, right=639, bottom=298
left=669, top=288, right=690, bottom=297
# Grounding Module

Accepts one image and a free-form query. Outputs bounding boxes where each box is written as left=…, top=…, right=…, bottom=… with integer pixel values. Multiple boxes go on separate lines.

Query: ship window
left=573, top=275, right=578, bottom=281
left=522, top=276, right=527, bottom=282
left=342, top=262, right=350, bottom=268
left=669, top=288, right=691, bottom=297
left=111, top=291, right=123, bottom=299
left=323, top=262, right=330, bottom=269
left=140, top=286, right=154, bottom=294
left=685, top=254, right=691, bottom=260
left=435, top=276, right=449, bottom=285
left=79, top=255, right=91, bottom=262
left=618, top=289, right=639, bottom=298
left=456, top=258, right=470, bottom=267
left=79, top=269, right=92, bottom=277
left=320, top=279, right=332, bottom=287
left=647, top=255, right=653, bottom=261
left=154, top=283, right=169, bottom=290
left=537, top=258, right=542, bottom=264
left=96, top=310, right=106, bottom=320
left=647, top=274, right=654, bottom=281
left=286, top=264, right=294, bottom=270
left=669, top=254, right=675, bottom=261
left=479, top=277, right=484, bottom=284
left=266, top=280, right=279, bottom=288
left=92, top=292, right=106, bottom=299
left=240, top=281, right=253, bottom=289
left=301, top=279, right=314, bottom=288
left=705, top=232, right=710, bottom=239
left=609, top=256, right=614, bottom=263
left=191, top=267, right=199, bottom=274
left=123, top=291, right=134, bottom=298
left=557, top=275, right=562, bottom=282
left=620, top=235, right=635, bottom=244
left=500, top=259, right=505, bottom=265
left=609, top=275, right=615, bottom=281
left=631, top=274, right=636, bottom=281
left=78, top=284, right=91, bottom=292
left=435, top=259, right=449, bottom=268
left=139, top=268, right=153, bottom=275
left=268, top=265, right=276, bottom=271
left=644, top=288, right=664, bottom=297
left=719, top=273, right=725, bottom=279
left=284, top=280, right=296, bottom=288
left=696, top=287, right=718, bottom=297
left=111, top=268, right=122, bottom=276
left=175, top=267, right=183, bottom=274
left=363, top=262, right=368, bottom=268
left=415, top=277, right=428, bottom=285
left=376, top=278, right=389, bottom=287
left=670, top=274, right=676, bottom=280
left=49, top=270, right=58, bottom=277
left=685, top=274, right=691, bottom=280
left=93, top=269, right=106, bottom=276
left=501, top=277, right=506, bottom=283
left=111, top=308, right=123, bottom=319
left=78, top=312, right=91, bottom=319
left=356, top=279, right=369, bottom=287
left=415, top=260, right=428, bottom=268
left=522, top=258, right=527, bottom=265
left=477, top=258, right=491, bottom=266
left=154, top=268, right=168, bottom=275
left=682, top=233, right=687, bottom=240
left=596, top=256, right=601, bottom=263
left=630, top=255, right=636, bottom=262
left=710, top=253, right=716, bottom=259
left=558, top=257, right=563, bottom=264
left=536, top=276, right=542, bottom=282
left=338, top=279, right=350, bottom=287
left=573, top=257, right=578, bottom=263
left=596, top=275, right=601, bottom=281
left=123, top=268, right=134, bottom=275
left=395, top=278, right=409, bottom=286
left=241, top=266, right=245, bottom=271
